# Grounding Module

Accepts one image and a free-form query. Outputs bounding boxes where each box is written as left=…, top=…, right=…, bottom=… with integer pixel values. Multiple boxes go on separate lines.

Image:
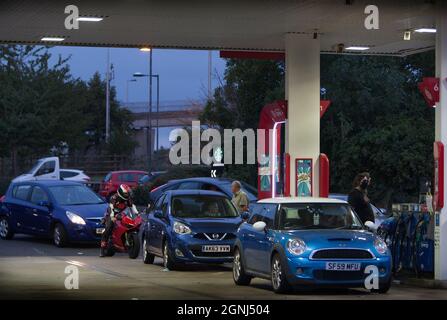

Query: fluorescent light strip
left=345, top=46, right=370, bottom=51
left=41, top=37, right=65, bottom=42
left=414, top=28, right=436, bottom=33
left=77, top=17, right=103, bottom=22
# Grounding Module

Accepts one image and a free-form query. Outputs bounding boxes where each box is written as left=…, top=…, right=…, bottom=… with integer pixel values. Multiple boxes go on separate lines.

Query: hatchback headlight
left=374, top=237, right=388, bottom=255
left=286, top=238, right=306, bottom=256
left=66, top=211, right=86, bottom=225
left=173, top=221, right=191, bottom=234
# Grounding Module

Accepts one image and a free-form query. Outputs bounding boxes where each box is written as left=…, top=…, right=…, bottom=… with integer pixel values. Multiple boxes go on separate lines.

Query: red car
left=99, top=170, right=147, bottom=199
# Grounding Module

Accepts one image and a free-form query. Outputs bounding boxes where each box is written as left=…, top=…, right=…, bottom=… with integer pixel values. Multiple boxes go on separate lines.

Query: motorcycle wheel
left=127, top=232, right=140, bottom=259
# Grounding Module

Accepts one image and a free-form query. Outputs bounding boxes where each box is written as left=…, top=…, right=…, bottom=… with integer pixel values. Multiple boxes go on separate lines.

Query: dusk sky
left=48, top=46, right=227, bottom=147
left=49, top=46, right=227, bottom=103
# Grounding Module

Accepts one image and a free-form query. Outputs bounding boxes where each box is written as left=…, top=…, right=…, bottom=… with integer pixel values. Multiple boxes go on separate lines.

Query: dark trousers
left=101, top=216, right=115, bottom=243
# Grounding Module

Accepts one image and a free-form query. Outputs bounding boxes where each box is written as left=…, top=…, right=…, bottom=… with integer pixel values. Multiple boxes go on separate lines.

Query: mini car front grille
left=193, top=233, right=236, bottom=241
left=311, top=249, right=374, bottom=260
left=313, top=270, right=366, bottom=281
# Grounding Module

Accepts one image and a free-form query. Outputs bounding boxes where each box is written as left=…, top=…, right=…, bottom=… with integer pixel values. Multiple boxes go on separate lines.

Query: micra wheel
left=162, top=241, right=178, bottom=270
left=233, top=248, right=252, bottom=285
left=0, top=216, right=14, bottom=240
left=143, top=237, right=155, bottom=264
left=371, top=277, right=392, bottom=294
left=271, top=254, right=291, bottom=294
left=127, top=232, right=140, bottom=259
left=53, top=223, right=69, bottom=247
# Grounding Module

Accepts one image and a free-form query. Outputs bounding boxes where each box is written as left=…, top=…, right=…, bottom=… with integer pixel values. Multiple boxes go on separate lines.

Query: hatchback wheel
left=143, top=238, right=155, bottom=264
left=371, top=277, right=392, bottom=294
left=53, top=223, right=69, bottom=247
left=0, top=217, right=14, bottom=240
left=271, top=254, right=291, bottom=293
left=162, top=241, right=178, bottom=270
left=233, top=248, right=252, bottom=285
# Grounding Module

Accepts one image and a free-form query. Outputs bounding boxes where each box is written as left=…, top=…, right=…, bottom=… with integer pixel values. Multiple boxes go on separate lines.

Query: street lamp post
left=133, top=72, right=160, bottom=169
left=137, top=47, right=153, bottom=172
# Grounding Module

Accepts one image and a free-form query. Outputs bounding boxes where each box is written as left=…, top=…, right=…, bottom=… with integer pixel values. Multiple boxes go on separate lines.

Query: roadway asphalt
left=0, top=235, right=446, bottom=300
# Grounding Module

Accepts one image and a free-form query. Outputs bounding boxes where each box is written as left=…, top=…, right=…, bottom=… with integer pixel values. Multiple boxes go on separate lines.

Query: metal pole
left=156, top=75, right=160, bottom=152
left=126, top=80, right=129, bottom=106
left=147, top=49, right=153, bottom=173
left=105, top=48, right=110, bottom=143
left=208, top=50, right=212, bottom=98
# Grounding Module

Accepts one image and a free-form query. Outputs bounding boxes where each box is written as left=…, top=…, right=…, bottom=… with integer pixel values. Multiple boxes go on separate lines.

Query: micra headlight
left=374, top=237, right=388, bottom=255
left=66, top=211, right=86, bottom=225
left=286, top=238, right=306, bottom=256
left=173, top=221, right=191, bottom=234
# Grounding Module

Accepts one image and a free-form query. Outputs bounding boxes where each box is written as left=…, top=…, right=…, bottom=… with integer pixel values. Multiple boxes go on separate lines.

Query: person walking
left=348, top=172, right=375, bottom=224
left=231, top=180, right=249, bottom=214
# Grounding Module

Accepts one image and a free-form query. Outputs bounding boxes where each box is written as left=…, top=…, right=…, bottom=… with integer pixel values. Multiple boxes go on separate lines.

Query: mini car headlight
left=286, top=238, right=306, bottom=256
left=374, top=237, right=388, bottom=255
left=66, top=211, right=86, bottom=225
left=173, top=221, right=191, bottom=234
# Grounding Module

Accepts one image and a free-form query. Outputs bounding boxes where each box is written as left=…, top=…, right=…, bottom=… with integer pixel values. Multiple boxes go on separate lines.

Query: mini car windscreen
left=49, top=185, right=105, bottom=206
left=171, top=195, right=239, bottom=218
left=278, top=203, right=363, bottom=230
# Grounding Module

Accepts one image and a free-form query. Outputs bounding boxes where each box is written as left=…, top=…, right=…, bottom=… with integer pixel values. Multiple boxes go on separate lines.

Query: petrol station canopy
left=0, top=0, right=436, bottom=56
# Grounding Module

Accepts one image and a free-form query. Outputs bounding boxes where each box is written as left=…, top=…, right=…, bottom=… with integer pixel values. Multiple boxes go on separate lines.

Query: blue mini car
left=0, top=180, right=107, bottom=247
left=233, top=197, right=392, bottom=293
left=142, top=190, right=243, bottom=269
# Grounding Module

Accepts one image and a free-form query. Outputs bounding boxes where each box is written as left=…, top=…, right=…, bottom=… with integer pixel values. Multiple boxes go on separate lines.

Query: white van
left=12, top=157, right=61, bottom=182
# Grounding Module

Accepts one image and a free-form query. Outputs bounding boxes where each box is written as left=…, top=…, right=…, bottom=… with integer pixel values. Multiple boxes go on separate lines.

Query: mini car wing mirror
left=253, top=221, right=267, bottom=232
left=364, top=221, right=377, bottom=231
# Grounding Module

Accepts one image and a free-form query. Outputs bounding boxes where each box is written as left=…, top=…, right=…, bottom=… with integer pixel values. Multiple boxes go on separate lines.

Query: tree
left=320, top=53, right=435, bottom=206
left=82, top=72, right=136, bottom=155
left=0, top=45, right=87, bottom=173
left=0, top=45, right=137, bottom=176
left=200, top=59, right=284, bottom=185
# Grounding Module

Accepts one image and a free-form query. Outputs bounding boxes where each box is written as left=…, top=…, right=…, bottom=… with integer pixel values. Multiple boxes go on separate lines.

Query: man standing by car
left=348, top=172, right=375, bottom=224
left=231, top=181, right=249, bottom=214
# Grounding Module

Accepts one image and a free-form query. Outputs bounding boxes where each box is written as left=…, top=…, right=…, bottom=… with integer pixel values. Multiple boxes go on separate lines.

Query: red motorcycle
left=104, top=207, right=142, bottom=259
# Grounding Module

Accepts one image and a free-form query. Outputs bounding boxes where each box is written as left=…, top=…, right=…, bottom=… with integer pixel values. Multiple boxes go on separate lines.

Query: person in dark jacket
left=348, top=172, right=375, bottom=224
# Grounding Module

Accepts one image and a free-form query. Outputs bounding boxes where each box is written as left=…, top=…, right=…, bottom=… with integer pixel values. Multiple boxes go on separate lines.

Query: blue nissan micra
left=142, top=190, right=244, bottom=269
left=233, top=197, right=392, bottom=293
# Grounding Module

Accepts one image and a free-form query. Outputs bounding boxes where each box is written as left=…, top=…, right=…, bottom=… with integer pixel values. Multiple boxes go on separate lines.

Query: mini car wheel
left=163, top=241, right=178, bottom=270
left=371, top=277, right=392, bottom=294
left=0, top=216, right=14, bottom=240
left=143, top=237, right=155, bottom=264
left=233, top=248, right=252, bottom=285
left=53, top=223, right=69, bottom=247
left=271, top=254, right=291, bottom=294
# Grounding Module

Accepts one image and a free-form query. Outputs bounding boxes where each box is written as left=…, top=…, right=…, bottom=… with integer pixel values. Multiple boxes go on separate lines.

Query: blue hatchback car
left=233, top=197, right=392, bottom=293
left=142, top=190, right=243, bottom=269
left=0, top=180, right=107, bottom=247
